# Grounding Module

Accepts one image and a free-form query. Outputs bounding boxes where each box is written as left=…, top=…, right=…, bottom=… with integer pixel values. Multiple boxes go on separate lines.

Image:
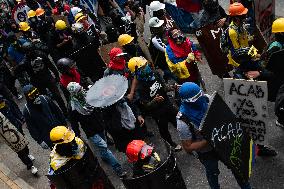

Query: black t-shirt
left=137, top=72, right=170, bottom=115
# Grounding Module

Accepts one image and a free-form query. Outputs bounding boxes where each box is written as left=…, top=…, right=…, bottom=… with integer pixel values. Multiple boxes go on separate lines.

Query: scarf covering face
left=108, top=47, right=126, bottom=70
left=167, top=36, right=192, bottom=58
left=67, top=82, right=93, bottom=115
left=60, top=67, right=81, bottom=88
left=136, top=64, right=155, bottom=82
left=180, top=94, right=208, bottom=128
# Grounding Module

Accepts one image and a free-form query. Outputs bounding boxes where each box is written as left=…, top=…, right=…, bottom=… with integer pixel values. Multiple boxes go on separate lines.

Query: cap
left=149, top=17, right=164, bottom=27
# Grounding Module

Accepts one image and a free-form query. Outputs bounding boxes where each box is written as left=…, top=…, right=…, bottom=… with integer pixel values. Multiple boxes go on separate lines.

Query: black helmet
left=232, top=47, right=254, bottom=64
left=57, top=58, right=75, bottom=73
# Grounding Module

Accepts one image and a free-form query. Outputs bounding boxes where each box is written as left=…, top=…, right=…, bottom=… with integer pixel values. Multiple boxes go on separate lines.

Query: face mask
left=137, top=64, right=155, bottom=81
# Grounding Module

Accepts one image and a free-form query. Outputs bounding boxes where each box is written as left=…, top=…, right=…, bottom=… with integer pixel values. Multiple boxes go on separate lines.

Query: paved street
left=1, top=1, right=284, bottom=189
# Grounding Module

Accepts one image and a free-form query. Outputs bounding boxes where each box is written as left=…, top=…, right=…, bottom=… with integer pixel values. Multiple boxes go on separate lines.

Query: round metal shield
left=86, top=74, right=128, bottom=108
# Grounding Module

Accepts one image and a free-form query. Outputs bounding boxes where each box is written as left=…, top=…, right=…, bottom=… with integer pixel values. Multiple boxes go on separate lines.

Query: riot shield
left=266, top=49, right=284, bottom=101
left=200, top=93, right=254, bottom=182
left=121, top=142, right=186, bottom=189
left=47, top=147, right=114, bottom=189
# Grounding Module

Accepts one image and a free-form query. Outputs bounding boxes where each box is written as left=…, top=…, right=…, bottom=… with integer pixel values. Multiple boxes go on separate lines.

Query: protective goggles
left=182, top=90, right=203, bottom=103
left=27, top=88, right=39, bottom=100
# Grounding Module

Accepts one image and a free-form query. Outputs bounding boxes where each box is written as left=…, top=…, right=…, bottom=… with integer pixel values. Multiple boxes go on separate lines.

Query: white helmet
left=149, top=1, right=165, bottom=12
left=71, top=23, right=84, bottom=34
left=149, top=17, right=164, bottom=28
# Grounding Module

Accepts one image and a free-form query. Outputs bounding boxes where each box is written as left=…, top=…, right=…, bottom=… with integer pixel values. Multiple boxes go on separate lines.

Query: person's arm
left=152, top=37, right=166, bottom=52
left=45, top=96, right=66, bottom=124
left=23, top=109, right=42, bottom=144
left=127, top=77, right=138, bottom=101
left=177, top=119, right=209, bottom=153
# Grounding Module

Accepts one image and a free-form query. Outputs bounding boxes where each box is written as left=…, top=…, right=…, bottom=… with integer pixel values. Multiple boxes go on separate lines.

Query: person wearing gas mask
left=128, top=56, right=182, bottom=151
left=20, top=41, right=67, bottom=114
left=126, top=140, right=161, bottom=177
left=22, top=84, right=67, bottom=149
left=70, top=22, right=105, bottom=83
left=67, top=82, right=127, bottom=178
left=0, top=96, right=38, bottom=175
left=165, top=28, right=202, bottom=84
left=176, top=82, right=252, bottom=189
left=227, top=2, right=253, bottom=68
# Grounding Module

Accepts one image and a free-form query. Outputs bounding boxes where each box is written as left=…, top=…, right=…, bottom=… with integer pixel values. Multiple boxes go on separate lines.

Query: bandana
left=67, top=82, right=93, bottom=115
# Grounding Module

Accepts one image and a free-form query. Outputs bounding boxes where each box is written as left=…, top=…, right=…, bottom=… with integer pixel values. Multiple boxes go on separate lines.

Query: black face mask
left=275, top=33, right=284, bottom=43
left=153, top=10, right=164, bottom=20
left=124, top=43, right=137, bottom=56
left=56, top=139, right=78, bottom=157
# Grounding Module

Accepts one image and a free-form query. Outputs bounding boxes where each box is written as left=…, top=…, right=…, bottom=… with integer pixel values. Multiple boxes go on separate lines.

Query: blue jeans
left=89, top=132, right=123, bottom=175
left=199, top=151, right=251, bottom=189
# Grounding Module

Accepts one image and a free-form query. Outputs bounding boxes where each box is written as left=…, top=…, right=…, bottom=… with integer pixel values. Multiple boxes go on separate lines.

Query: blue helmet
left=179, top=82, right=202, bottom=102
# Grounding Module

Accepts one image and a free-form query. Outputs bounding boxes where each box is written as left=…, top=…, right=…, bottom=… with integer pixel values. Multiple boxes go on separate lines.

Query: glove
left=40, top=141, right=49, bottom=149
left=186, top=53, right=196, bottom=63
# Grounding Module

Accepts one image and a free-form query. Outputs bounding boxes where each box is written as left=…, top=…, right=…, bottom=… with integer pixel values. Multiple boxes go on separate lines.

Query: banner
left=254, top=0, right=275, bottom=43
left=200, top=93, right=254, bottom=182
left=0, top=112, right=28, bottom=153
left=165, top=3, right=193, bottom=33
left=80, top=0, right=98, bottom=16
left=195, top=24, right=232, bottom=77
left=223, top=79, right=268, bottom=144
left=12, top=2, right=30, bottom=23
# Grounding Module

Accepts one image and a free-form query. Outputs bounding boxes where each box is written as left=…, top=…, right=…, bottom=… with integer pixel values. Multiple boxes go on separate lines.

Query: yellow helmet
left=128, top=57, right=147, bottom=73
left=19, top=22, right=30, bottom=32
left=75, top=12, right=87, bottom=23
left=55, top=20, right=67, bottom=30
left=272, top=18, right=284, bottom=33
left=50, top=126, right=75, bottom=144
left=27, top=10, right=36, bottom=18
left=118, top=34, right=134, bottom=46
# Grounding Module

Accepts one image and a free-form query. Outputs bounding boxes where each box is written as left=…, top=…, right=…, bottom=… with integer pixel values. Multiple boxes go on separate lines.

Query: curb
left=0, top=163, right=34, bottom=189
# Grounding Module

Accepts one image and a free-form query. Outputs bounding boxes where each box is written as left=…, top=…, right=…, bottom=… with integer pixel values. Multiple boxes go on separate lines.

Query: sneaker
left=174, top=144, right=182, bottom=152
left=28, top=154, right=35, bottom=161
left=276, top=120, right=284, bottom=128
left=17, top=94, right=23, bottom=100
left=257, top=145, right=277, bottom=157
left=31, top=166, right=38, bottom=175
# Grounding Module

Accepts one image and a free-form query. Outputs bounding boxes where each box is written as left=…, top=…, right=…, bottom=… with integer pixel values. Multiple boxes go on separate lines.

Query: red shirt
left=176, top=0, right=202, bottom=13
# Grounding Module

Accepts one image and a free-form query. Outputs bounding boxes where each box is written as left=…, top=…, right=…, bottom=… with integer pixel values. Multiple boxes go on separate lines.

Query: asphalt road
left=1, top=1, right=284, bottom=189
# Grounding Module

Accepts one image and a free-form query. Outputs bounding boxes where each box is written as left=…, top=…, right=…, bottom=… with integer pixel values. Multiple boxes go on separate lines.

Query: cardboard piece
left=223, top=78, right=268, bottom=144
left=200, top=93, right=254, bottom=182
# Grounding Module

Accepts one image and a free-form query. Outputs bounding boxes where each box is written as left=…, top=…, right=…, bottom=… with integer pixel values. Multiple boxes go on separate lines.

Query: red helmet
left=126, top=140, right=153, bottom=163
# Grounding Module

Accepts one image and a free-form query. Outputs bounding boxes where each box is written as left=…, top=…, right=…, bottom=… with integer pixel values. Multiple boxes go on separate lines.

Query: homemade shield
left=121, top=142, right=186, bottom=189
left=47, top=147, right=115, bottom=189
left=200, top=93, right=255, bottom=182
left=86, top=74, right=128, bottom=108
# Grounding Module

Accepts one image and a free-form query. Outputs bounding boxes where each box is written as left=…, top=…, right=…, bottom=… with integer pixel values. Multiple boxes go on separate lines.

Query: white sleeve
left=152, top=37, right=166, bottom=52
